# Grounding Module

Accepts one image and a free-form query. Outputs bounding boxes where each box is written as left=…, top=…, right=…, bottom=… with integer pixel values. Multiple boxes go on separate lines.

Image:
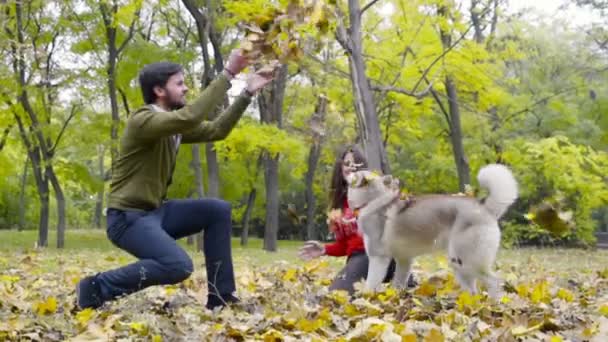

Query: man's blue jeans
left=96, top=199, right=236, bottom=303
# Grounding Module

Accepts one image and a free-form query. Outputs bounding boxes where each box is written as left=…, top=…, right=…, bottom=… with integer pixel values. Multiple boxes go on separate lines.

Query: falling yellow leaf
left=152, top=335, right=162, bottom=342
left=76, top=308, right=96, bottom=327
left=549, top=336, right=563, bottom=342
left=34, top=296, right=57, bottom=315
left=599, top=304, right=608, bottom=317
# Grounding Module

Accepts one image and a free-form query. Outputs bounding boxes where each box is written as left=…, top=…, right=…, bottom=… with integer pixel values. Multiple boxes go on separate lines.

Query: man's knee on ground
left=163, top=255, right=194, bottom=284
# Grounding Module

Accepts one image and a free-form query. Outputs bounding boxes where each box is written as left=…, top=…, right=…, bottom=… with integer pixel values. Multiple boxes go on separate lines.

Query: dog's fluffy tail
left=477, top=164, right=518, bottom=219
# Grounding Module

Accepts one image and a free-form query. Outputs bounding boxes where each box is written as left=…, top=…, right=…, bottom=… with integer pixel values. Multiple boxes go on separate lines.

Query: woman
left=298, top=145, right=414, bottom=294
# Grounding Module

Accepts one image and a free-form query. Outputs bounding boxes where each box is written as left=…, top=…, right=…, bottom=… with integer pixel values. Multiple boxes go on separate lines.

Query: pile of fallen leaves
left=1, top=250, right=607, bottom=341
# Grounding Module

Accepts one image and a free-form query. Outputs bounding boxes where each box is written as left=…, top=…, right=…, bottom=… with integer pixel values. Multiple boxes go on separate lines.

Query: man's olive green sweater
left=108, top=74, right=251, bottom=211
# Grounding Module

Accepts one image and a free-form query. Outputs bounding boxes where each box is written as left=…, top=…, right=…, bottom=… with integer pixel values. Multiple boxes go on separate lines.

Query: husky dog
left=346, top=164, right=518, bottom=298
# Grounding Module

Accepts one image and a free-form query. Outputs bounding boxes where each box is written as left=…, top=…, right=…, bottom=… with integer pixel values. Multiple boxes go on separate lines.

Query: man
left=76, top=49, right=274, bottom=311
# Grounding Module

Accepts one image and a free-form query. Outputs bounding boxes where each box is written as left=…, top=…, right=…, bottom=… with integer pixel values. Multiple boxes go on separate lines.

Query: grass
left=0, top=229, right=327, bottom=273
left=1, top=229, right=607, bottom=276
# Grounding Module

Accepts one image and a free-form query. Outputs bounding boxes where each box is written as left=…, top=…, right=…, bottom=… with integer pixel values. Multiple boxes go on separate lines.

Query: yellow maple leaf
left=557, top=288, right=574, bottom=302
left=415, top=281, right=436, bottom=297
left=550, top=336, right=563, bottom=342
left=516, top=283, right=529, bottom=298
left=34, top=296, right=57, bottom=315
left=599, top=304, right=608, bottom=316
left=530, top=280, right=550, bottom=303
left=402, top=334, right=417, bottom=342
left=296, top=318, right=322, bottom=332
left=152, top=335, right=162, bottom=342
left=0, top=275, right=20, bottom=283
left=329, top=290, right=349, bottom=305
left=164, top=285, right=177, bottom=296
left=424, top=328, right=445, bottom=342
left=262, top=329, right=284, bottom=342
left=129, top=322, right=148, bottom=336
left=76, top=308, right=96, bottom=327
left=378, top=287, right=397, bottom=302
left=344, top=303, right=360, bottom=317
left=282, top=268, right=297, bottom=282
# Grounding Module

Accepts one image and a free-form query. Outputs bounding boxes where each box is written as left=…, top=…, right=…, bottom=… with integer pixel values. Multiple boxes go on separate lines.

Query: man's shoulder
left=130, top=104, right=155, bottom=117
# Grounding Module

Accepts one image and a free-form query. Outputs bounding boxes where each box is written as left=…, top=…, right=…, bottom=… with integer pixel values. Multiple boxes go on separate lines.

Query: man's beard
left=168, top=94, right=185, bottom=110
left=169, top=99, right=185, bottom=110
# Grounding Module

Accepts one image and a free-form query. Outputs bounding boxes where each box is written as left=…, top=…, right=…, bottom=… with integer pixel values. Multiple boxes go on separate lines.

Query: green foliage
left=503, top=136, right=608, bottom=243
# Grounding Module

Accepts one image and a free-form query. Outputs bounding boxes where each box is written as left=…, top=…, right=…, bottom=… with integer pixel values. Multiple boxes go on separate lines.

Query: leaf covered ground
left=1, top=231, right=608, bottom=341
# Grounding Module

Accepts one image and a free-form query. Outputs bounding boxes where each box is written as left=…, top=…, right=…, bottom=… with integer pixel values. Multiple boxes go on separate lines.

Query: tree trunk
left=259, top=64, right=288, bottom=252
left=206, top=145, right=220, bottom=197
left=38, top=180, right=50, bottom=248
left=337, top=0, right=389, bottom=173
left=241, top=188, right=257, bottom=246
left=99, top=3, right=137, bottom=166
left=107, top=50, right=120, bottom=166
left=18, top=155, right=29, bottom=231
left=190, top=144, right=206, bottom=250
left=263, top=154, right=279, bottom=251
left=94, top=145, right=105, bottom=228
left=47, top=165, right=66, bottom=248
left=305, top=95, right=327, bottom=240
left=439, top=5, right=471, bottom=192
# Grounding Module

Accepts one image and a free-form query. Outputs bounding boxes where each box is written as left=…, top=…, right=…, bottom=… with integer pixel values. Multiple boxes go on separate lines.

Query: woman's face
left=341, top=152, right=358, bottom=181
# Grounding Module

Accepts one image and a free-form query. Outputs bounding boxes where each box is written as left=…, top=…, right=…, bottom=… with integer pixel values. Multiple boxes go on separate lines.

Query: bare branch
left=117, top=7, right=140, bottom=54
left=503, top=86, right=582, bottom=123
left=410, top=24, right=474, bottom=93
left=360, top=0, right=381, bottom=16
left=0, top=124, right=13, bottom=151
left=118, top=87, right=130, bottom=117
left=370, top=82, right=434, bottom=99
left=49, top=104, right=78, bottom=156
left=333, top=6, right=352, bottom=53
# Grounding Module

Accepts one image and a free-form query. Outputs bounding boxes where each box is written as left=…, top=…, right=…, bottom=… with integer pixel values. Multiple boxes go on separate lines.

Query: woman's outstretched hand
left=298, top=240, right=325, bottom=260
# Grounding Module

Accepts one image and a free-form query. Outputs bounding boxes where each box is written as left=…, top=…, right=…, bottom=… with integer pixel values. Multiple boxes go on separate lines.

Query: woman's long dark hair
left=328, top=145, right=368, bottom=210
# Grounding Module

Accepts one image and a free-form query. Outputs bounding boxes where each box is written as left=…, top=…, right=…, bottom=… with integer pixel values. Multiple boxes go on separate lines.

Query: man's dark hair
left=138, top=62, right=183, bottom=104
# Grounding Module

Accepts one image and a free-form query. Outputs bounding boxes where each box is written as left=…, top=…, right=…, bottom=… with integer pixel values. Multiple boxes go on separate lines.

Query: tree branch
left=117, top=7, right=140, bottom=54
left=49, top=104, right=78, bottom=156
left=410, top=24, right=474, bottom=93
left=334, top=7, right=352, bottom=53
left=360, top=0, right=381, bottom=16
left=118, top=87, right=131, bottom=117
left=0, top=124, right=13, bottom=151
left=503, top=86, right=582, bottom=123
left=370, top=82, right=434, bottom=99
